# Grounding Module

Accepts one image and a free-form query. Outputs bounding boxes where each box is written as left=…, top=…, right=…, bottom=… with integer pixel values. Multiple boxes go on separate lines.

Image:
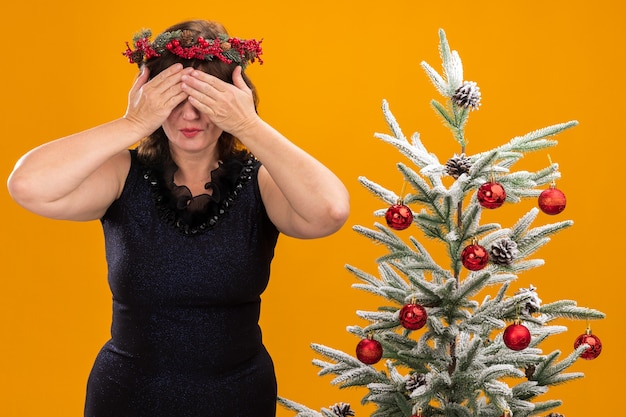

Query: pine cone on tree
left=405, top=373, right=427, bottom=394
left=490, top=238, right=518, bottom=265
left=444, top=153, right=472, bottom=179
left=452, top=81, right=481, bottom=110
left=515, top=285, right=542, bottom=316
left=545, top=413, right=564, bottom=417
left=525, top=364, right=536, bottom=379
left=329, top=402, right=355, bottom=417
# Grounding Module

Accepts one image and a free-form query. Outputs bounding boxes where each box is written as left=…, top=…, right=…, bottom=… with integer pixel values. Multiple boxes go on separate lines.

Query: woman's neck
left=170, top=150, right=220, bottom=195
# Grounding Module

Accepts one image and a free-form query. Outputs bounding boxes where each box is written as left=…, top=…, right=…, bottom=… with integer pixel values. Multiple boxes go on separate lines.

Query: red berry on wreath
left=538, top=186, right=566, bottom=215
left=461, top=242, right=489, bottom=271
left=574, top=329, right=602, bottom=360
left=356, top=335, right=383, bottom=365
left=385, top=203, right=413, bottom=230
left=477, top=181, right=506, bottom=209
left=399, top=303, right=428, bottom=330
left=503, top=321, right=531, bottom=351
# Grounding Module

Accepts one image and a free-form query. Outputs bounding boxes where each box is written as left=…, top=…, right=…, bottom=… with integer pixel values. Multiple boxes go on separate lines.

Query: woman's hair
left=137, top=19, right=259, bottom=167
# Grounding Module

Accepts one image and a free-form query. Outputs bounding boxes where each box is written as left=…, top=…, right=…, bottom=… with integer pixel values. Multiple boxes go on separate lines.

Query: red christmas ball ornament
left=477, top=181, right=506, bottom=209
left=574, top=330, right=602, bottom=360
left=356, top=336, right=383, bottom=365
left=538, top=186, right=566, bottom=215
left=385, top=203, right=413, bottom=231
left=503, top=322, right=531, bottom=351
left=399, top=303, right=428, bottom=330
left=461, top=242, right=489, bottom=271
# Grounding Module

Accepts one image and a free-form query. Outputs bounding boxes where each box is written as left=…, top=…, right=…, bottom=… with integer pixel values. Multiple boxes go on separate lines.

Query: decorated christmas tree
left=278, top=29, right=605, bottom=417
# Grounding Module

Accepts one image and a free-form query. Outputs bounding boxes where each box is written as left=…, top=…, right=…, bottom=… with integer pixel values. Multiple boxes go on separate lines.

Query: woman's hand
left=178, top=66, right=349, bottom=239
left=181, top=66, right=260, bottom=137
left=124, top=63, right=192, bottom=136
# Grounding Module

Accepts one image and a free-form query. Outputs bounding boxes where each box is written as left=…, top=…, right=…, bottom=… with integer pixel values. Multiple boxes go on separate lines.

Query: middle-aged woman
left=7, top=19, right=350, bottom=417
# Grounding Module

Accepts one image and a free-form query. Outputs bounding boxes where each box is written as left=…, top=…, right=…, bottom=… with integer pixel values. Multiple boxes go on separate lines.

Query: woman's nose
left=181, top=99, right=200, bottom=120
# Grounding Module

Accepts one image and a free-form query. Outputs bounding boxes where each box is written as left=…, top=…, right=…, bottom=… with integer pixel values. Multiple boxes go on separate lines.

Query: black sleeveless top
left=85, top=149, right=280, bottom=417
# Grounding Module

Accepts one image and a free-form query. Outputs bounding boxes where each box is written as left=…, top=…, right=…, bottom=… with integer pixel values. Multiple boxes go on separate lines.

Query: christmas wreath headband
left=123, top=29, right=263, bottom=68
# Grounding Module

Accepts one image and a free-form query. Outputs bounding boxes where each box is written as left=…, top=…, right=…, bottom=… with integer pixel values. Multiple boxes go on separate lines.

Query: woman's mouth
left=180, top=128, right=202, bottom=138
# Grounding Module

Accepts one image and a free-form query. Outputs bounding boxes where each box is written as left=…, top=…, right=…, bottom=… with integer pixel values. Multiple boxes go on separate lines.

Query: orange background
left=1, top=1, right=623, bottom=416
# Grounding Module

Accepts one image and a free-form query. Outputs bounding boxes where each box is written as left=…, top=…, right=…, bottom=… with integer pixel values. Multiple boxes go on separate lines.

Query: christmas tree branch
left=358, top=175, right=403, bottom=205
left=530, top=346, right=587, bottom=387
left=451, top=271, right=496, bottom=304
left=518, top=220, right=573, bottom=244
left=439, top=29, right=463, bottom=94
left=375, top=113, right=440, bottom=170
left=350, top=223, right=453, bottom=282
left=538, top=300, right=606, bottom=320
left=398, top=163, right=449, bottom=222
left=380, top=99, right=408, bottom=144
left=379, top=262, right=412, bottom=291
left=311, top=343, right=390, bottom=389
left=525, top=399, right=562, bottom=416
left=430, top=100, right=456, bottom=127
left=510, top=381, right=548, bottom=400
left=509, top=208, right=540, bottom=240
left=352, top=223, right=414, bottom=252
left=420, top=62, right=448, bottom=97
left=468, top=150, right=500, bottom=179
left=277, top=397, right=324, bottom=417
left=506, top=121, right=578, bottom=151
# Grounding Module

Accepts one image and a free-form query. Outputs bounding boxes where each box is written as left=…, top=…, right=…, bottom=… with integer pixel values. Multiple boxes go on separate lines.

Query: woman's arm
left=7, top=64, right=192, bottom=221
left=251, top=120, right=351, bottom=239
left=181, top=66, right=350, bottom=238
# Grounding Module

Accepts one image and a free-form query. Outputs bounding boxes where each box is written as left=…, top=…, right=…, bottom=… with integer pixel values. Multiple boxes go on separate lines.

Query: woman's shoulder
left=105, top=148, right=138, bottom=202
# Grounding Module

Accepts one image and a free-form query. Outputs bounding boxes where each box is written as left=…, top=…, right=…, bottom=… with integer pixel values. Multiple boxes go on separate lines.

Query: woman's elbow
left=7, top=169, right=60, bottom=217
left=332, top=197, right=351, bottom=228
left=319, top=194, right=350, bottom=236
left=7, top=170, right=34, bottom=209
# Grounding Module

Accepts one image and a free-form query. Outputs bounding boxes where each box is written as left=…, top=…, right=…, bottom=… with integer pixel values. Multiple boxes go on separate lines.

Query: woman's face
left=161, top=98, right=223, bottom=156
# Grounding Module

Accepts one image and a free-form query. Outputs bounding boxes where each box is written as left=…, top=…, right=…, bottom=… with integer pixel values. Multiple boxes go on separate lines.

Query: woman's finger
left=187, top=95, right=214, bottom=116
left=146, top=63, right=183, bottom=89
left=182, top=71, right=229, bottom=96
left=128, top=65, right=150, bottom=99
left=231, top=66, right=250, bottom=92
left=125, top=64, right=192, bottom=133
left=146, top=65, right=193, bottom=106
